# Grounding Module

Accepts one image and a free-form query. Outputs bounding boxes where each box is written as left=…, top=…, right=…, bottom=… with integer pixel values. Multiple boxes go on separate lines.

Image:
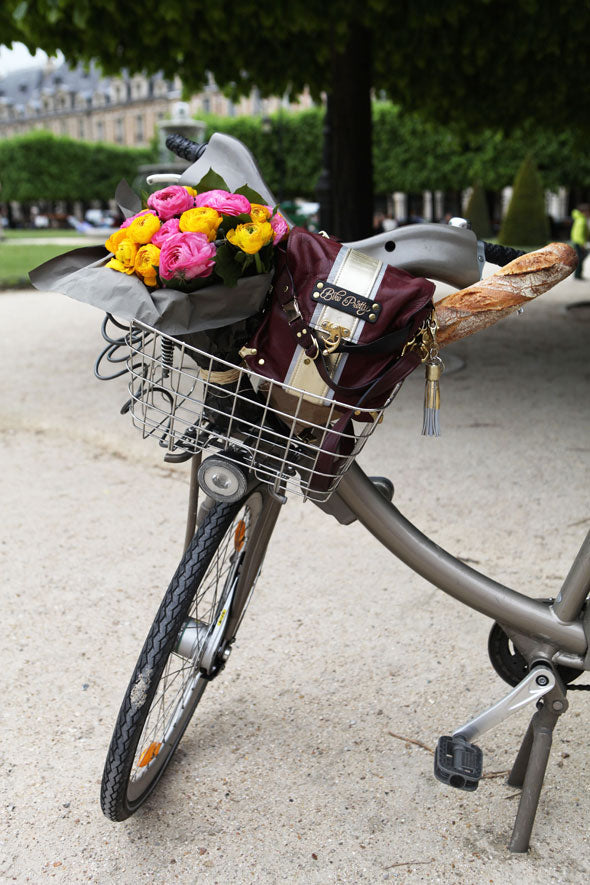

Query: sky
left=0, top=42, right=63, bottom=75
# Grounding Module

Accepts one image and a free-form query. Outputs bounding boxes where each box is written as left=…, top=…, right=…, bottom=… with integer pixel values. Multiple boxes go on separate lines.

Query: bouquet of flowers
left=104, top=171, right=289, bottom=293
left=102, top=171, right=290, bottom=435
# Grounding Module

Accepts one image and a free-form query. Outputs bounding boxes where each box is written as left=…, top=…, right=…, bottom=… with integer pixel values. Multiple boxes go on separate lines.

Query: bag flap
left=285, top=227, right=434, bottom=344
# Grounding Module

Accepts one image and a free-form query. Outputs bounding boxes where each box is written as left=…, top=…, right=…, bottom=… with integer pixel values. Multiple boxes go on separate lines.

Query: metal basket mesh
left=126, top=320, right=390, bottom=502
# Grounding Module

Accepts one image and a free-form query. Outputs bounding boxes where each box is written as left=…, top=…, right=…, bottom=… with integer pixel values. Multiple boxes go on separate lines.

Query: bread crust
left=435, top=242, right=577, bottom=346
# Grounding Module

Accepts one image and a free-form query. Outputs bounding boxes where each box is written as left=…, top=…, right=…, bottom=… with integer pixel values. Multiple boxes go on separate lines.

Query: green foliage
left=4, top=109, right=590, bottom=207
left=372, top=103, right=465, bottom=192
left=6, top=1, right=590, bottom=238
left=0, top=131, right=154, bottom=202
left=4, top=1, right=590, bottom=135
left=201, top=109, right=324, bottom=199
left=464, top=182, right=493, bottom=239
left=498, top=154, right=551, bottom=247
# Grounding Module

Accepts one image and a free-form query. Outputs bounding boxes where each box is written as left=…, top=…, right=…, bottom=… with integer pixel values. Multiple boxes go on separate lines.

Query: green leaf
left=257, top=242, right=275, bottom=273
left=219, top=212, right=253, bottom=233
left=193, top=168, right=230, bottom=192
left=234, top=184, right=266, bottom=205
left=213, top=242, right=242, bottom=287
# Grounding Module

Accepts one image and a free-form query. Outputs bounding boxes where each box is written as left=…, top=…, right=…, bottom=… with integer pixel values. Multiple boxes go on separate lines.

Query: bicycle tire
left=100, top=489, right=266, bottom=821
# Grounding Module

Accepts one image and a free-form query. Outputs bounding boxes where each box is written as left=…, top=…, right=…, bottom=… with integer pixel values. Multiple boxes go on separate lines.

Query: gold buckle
left=319, top=321, right=351, bottom=355
left=401, top=311, right=438, bottom=362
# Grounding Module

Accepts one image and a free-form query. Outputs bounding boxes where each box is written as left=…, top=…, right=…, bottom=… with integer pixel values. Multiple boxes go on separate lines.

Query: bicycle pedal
left=434, top=735, right=483, bottom=791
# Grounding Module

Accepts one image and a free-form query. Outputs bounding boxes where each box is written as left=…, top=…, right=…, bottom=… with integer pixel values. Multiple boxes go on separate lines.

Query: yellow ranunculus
left=126, top=212, right=161, bottom=244
left=106, top=239, right=138, bottom=274
left=226, top=221, right=273, bottom=254
left=105, top=227, right=131, bottom=254
left=250, top=203, right=271, bottom=223
left=179, top=206, right=223, bottom=241
left=134, top=243, right=161, bottom=287
left=183, top=186, right=198, bottom=197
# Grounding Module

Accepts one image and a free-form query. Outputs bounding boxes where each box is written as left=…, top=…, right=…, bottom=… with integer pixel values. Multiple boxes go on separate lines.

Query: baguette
left=434, top=242, right=577, bottom=347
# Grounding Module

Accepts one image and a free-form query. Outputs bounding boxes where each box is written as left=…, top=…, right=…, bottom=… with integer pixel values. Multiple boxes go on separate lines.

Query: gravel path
left=1, top=275, right=589, bottom=883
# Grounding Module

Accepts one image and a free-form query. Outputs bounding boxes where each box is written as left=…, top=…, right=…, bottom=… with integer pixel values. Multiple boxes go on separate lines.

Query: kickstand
left=507, top=679, right=568, bottom=853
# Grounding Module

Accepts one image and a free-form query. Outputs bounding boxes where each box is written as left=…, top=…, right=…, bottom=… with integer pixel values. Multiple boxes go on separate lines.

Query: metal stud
left=369, top=313, right=376, bottom=321
left=372, top=303, right=379, bottom=310
left=317, top=282, right=324, bottom=289
left=258, top=358, right=265, bottom=365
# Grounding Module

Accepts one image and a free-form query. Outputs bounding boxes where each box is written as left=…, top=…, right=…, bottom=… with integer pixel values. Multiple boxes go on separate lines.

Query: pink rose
left=194, top=189, right=251, bottom=216
left=159, top=232, right=216, bottom=282
left=120, top=209, right=156, bottom=229
left=150, top=217, right=180, bottom=247
left=147, top=185, right=195, bottom=221
left=270, top=211, right=289, bottom=242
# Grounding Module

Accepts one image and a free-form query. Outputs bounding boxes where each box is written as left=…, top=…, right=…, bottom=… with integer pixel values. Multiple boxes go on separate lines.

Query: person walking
left=570, top=203, right=590, bottom=279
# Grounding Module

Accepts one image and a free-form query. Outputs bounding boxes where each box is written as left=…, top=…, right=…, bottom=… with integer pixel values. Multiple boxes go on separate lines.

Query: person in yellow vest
left=570, top=204, right=590, bottom=279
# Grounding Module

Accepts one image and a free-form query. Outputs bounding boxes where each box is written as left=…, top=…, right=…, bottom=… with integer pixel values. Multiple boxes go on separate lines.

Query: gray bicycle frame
left=334, top=462, right=590, bottom=665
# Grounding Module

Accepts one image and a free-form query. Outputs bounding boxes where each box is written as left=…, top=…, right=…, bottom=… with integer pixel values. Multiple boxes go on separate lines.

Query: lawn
left=2, top=229, right=81, bottom=240
left=0, top=242, right=77, bottom=288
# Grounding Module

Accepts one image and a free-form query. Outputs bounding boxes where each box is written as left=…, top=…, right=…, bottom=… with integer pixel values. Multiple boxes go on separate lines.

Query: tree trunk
left=328, top=26, right=373, bottom=241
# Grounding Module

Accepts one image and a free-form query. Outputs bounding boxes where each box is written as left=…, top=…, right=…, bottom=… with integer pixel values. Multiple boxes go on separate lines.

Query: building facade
left=0, top=60, right=313, bottom=147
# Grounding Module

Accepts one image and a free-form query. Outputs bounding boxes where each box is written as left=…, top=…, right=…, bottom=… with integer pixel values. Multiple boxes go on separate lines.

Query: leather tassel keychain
left=421, top=315, right=443, bottom=437
left=422, top=356, right=443, bottom=436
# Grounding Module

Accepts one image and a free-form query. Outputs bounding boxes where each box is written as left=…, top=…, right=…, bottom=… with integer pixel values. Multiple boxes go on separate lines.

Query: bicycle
left=95, top=133, right=589, bottom=853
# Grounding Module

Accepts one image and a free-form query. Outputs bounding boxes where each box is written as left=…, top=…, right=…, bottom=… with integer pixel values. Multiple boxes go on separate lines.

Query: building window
left=78, top=118, right=85, bottom=139
left=135, top=114, right=144, bottom=143
left=202, top=96, right=211, bottom=113
left=115, top=117, right=124, bottom=143
left=96, top=120, right=105, bottom=142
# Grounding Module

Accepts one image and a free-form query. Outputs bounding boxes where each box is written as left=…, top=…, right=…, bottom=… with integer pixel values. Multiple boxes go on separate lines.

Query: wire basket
left=126, top=320, right=395, bottom=502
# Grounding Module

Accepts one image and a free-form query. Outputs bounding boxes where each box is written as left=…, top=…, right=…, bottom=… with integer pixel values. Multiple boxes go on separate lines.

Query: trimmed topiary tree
left=465, top=181, right=493, bottom=238
left=498, top=154, right=550, bottom=247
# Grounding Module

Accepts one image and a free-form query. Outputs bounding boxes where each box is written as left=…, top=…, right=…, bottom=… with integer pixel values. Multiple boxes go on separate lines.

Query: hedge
left=3, top=107, right=590, bottom=205
left=0, top=131, right=154, bottom=203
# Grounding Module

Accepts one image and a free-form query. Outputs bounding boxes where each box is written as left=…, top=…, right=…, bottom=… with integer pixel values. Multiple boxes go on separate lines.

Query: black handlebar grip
left=483, top=241, right=526, bottom=267
left=165, top=133, right=207, bottom=162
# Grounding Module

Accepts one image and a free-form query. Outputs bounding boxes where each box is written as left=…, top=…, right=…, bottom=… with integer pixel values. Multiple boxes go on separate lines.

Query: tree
left=465, top=182, right=493, bottom=239
left=498, top=154, right=550, bottom=247
left=4, top=1, right=590, bottom=238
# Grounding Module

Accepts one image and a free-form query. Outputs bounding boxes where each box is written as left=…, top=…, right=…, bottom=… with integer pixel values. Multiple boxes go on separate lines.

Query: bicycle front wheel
left=100, top=488, right=269, bottom=821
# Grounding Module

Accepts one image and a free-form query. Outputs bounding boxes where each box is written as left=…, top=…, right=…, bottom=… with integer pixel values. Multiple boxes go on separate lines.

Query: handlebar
left=165, top=133, right=207, bottom=163
left=482, top=242, right=526, bottom=267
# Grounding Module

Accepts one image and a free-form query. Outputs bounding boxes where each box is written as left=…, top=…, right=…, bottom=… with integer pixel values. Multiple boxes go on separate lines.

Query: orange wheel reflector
left=138, top=741, right=162, bottom=767
left=234, top=520, right=246, bottom=551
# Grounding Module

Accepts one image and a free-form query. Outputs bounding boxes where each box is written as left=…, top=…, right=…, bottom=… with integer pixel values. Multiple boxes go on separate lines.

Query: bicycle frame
left=186, top=455, right=589, bottom=669
left=337, top=462, right=590, bottom=663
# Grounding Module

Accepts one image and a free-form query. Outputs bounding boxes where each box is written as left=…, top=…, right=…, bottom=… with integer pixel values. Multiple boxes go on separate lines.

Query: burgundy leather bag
left=243, top=226, right=435, bottom=414
left=242, top=228, right=435, bottom=495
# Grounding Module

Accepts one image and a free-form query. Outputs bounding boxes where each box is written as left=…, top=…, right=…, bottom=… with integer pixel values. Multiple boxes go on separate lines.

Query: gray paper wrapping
left=29, top=246, right=273, bottom=335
